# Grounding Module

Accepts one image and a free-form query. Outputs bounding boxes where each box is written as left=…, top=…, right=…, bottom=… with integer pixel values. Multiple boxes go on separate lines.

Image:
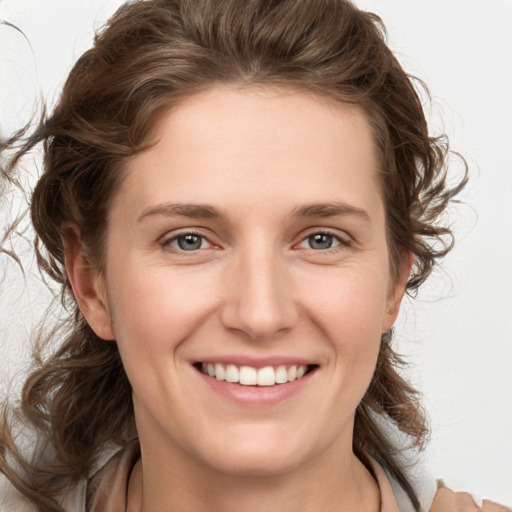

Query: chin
left=198, top=428, right=312, bottom=476
left=206, top=450, right=307, bottom=477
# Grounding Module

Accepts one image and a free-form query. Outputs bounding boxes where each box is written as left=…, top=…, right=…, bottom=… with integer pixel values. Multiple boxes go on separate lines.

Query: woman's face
left=91, top=86, right=407, bottom=476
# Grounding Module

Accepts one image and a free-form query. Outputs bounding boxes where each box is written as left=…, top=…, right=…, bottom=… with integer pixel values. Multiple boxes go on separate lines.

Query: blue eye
left=167, top=233, right=212, bottom=251
left=308, top=233, right=339, bottom=250
left=297, top=233, right=343, bottom=251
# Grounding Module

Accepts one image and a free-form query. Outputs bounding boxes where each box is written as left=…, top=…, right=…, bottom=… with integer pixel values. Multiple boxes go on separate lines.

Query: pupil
left=178, top=235, right=202, bottom=251
left=309, top=233, right=332, bottom=250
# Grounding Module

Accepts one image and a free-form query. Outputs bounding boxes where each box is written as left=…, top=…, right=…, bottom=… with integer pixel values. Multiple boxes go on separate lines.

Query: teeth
left=239, top=366, right=257, bottom=385
left=225, top=364, right=239, bottom=383
left=257, top=366, right=276, bottom=386
left=200, top=363, right=310, bottom=386
left=275, top=365, right=288, bottom=384
left=214, top=363, right=225, bottom=381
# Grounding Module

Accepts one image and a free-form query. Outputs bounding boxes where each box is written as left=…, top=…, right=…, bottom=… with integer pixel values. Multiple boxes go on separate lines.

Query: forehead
left=146, top=86, right=377, bottom=165
left=117, top=86, right=383, bottom=222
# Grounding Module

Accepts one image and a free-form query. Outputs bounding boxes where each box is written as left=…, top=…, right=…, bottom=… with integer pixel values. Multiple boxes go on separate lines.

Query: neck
left=128, top=436, right=380, bottom=512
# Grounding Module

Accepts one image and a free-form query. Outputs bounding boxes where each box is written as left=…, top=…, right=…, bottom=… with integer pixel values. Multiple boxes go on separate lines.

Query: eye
left=296, top=232, right=345, bottom=251
left=164, top=233, right=212, bottom=252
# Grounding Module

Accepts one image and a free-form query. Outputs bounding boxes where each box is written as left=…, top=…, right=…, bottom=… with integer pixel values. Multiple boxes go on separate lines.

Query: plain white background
left=1, top=0, right=511, bottom=505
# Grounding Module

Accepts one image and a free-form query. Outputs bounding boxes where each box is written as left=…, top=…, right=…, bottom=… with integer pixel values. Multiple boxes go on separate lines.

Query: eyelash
left=161, top=231, right=215, bottom=252
left=295, top=230, right=352, bottom=253
left=161, top=229, right=352, bottom=254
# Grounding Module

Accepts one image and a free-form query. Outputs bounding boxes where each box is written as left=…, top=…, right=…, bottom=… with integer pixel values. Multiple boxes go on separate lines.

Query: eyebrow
left=136, top=200, right=370, bottom=223
left=137, top=203, right=226, bottom=222
left=292, top=201, right=371, bottom=221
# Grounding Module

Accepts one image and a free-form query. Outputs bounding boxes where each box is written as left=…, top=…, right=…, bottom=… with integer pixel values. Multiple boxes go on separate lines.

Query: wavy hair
left=0, top=1, right=467, bottom=511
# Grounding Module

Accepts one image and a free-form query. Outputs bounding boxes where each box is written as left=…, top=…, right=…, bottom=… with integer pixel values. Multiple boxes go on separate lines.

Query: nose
left=220, top=247, right=299, bottom=340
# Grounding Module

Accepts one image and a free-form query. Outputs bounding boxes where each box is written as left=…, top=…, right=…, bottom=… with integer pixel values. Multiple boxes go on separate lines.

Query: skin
left=65, top=86, right=411, bottom=512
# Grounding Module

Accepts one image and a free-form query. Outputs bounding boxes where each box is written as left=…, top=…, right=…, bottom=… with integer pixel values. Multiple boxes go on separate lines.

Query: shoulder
left=0, top=465, right=87, bottom=512
left=372, top=453, right=510, bottom=512
left=0, top=473, right=37, bottom=512
left=0, top=440, right=140, bottom=512
left=431, top=482, right=511, bottom=512
left=86, top=438, right=140, bottom=511
left=0, top=472, right=87, bottom=512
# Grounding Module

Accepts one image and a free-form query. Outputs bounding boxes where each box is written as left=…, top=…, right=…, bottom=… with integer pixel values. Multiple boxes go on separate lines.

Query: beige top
left=1, top=440, right=510, bottom=511
left=85, top=440, right=510, bottom=512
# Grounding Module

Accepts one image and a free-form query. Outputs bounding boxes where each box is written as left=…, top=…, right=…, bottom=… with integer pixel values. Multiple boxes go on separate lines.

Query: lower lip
left=197, top=368, right=316, bottom=406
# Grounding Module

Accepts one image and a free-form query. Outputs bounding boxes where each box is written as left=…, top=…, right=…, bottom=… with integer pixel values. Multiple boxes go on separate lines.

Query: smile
left=199, top=363, right=313, bottom=386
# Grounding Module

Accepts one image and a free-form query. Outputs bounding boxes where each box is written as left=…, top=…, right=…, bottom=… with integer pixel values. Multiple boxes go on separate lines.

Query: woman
left=0, top=0, right=509, bottom=511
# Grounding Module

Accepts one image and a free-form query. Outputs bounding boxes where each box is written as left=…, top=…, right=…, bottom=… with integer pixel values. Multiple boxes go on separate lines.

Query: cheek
left=297, top=266, right=390, bottom=339
left=106, top=263, right=219, bottom=358
left=297, top=266, right=388, bottom=383
left=103, top=264, right=222, bottom=421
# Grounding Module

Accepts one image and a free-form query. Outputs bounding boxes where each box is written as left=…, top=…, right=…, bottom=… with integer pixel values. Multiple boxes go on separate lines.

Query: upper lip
left=194, top=356, right=318, bottom=369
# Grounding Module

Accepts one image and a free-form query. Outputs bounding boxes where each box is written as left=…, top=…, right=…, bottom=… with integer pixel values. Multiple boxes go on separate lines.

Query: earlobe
left=62, top=223, right=115, bottom=341
left=382, top=250, right=414, bottom=331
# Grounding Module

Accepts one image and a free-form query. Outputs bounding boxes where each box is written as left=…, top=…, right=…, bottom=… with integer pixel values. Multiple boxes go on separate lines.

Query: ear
left=62, top=223, right=115, bottom=340
left=382, top=250, right=414, bottom=332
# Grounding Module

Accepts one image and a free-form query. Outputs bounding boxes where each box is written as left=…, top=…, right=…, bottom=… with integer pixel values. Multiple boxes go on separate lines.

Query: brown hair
left=1, top=1, right=467, bottom=510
